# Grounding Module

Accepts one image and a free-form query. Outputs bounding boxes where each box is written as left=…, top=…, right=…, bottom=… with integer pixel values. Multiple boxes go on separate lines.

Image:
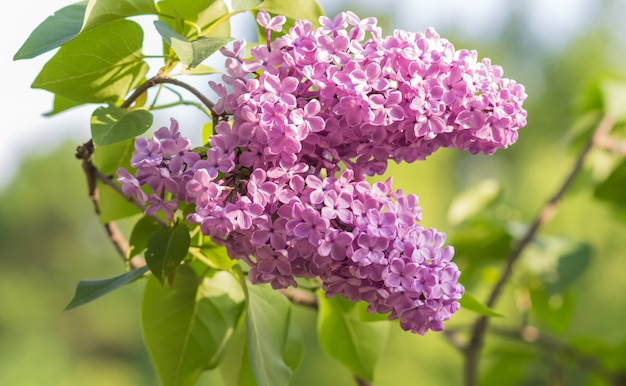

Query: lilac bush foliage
left=118, top=11, right=526, bottom=334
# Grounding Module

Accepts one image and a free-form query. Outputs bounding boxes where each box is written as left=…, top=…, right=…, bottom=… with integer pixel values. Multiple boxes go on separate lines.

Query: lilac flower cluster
left=117, top=11, right=528, bottom=334
left=214, top=10, right=527, bottom=176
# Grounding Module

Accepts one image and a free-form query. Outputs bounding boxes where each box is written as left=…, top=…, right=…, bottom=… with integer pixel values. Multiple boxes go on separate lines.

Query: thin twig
left=489, top=326, right=625, bottom=386
left=121, top=75, right=217, bottom=112
left=463, top=114, right=615, bottom=386
left=354, top=375, right=372, bottom=386
left=77, top=146, right=143, bottom=269
left=278, top=287, right=318, bottom=310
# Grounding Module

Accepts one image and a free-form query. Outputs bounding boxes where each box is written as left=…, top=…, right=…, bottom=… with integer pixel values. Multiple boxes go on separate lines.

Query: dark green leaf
left=246, top=284, right=294, bottom=386
left=129, top=216, right=162, bottom=257
left=82, top=0, right=158, bottom=31
left=157, top=0, right=230, bottom=38
left=143, top=265, right=245, bottom=386
left=233, top=0, right=263, bottom=11
left=594, top=158, right=626, bottom=205
left=97, top=179, right=142, bottom=222
left=601, top=79, right=626, bottom=123
left=145, top=224, right=190, bottom=283
left=32, top=20, right=148, bottom=103
left=65, top=265, right=149, bottom=310
left=546, top=243, right=592, bottom=294
left=91, top=104, right=153, bottom=146
left=458, top=292, right=505, bottom=317
left=447, top=179, right=501, bottom=225
left=92, top=138, right=135, bottom=176
left=154, top=21, right=233, bottom=68
left=14, top=2, right=86, bottom=60
left=255, top=0, right=324, bottom=26
left=316, top=293, right=389, bottom=381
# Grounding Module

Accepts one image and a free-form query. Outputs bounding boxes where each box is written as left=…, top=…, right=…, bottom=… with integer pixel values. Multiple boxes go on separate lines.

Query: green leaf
left=178, top=64, right=219, bottom=76
left=145, top=224, right=191, bottom=283
left=600, top=79, right=626, bottom=123
left=32, top=19, right=148, bottom=103
left=246, top=284, right=294, bottom=386
left=82, top=0, right=158, bottom=31
left=218, top=313, right=256, bottom=386
left=143, top=265, right=245, bottom=386
left=232, top=0, right=263, bottom=11
left=282, top=318, right=303, bottom=372
left=92, top=138, right=135, bottom=175
left=255, top=0, right=324, bottom=26
left=129, top=216, right=162, bottom=257
left=157, top=0, right=230, bottom=38
left=452, top=219, right=512, bottom=261
left=594, top=158, right=626, bottom=205
left=201, top=122, right=213, bottom=145
left=154, top=21, right=233, bottom=68
left=447, top=179, right=501, bottom=225
left=316, top=292, right=389, bottom=381
left=91, top=104, right=153, bottom=146
left=545, top=243, right=592, bottom=295
left=14, top=2, right=87, bottom=60
left=97, top=179, right=142, bottom=222
left=200, top=240, right=236, bottom=271
left=43, top=95, right=85, bottom=116
left=65, top=265, right=149, bottom=310
left=458, top=292, right=505, bottom=317
left=529, top=287, right=574, bottom=333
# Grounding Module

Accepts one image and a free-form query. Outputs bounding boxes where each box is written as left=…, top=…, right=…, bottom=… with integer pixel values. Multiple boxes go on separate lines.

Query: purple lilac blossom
left=116, top=10, right=529, bottom=335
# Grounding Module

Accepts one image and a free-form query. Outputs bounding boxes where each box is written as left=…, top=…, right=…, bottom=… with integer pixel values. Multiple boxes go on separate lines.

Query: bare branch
left=278, top=287, right=318, bottom=310
left=490, top=326, right=625, bottom=386
left=463, top=114, right=616, bottom=386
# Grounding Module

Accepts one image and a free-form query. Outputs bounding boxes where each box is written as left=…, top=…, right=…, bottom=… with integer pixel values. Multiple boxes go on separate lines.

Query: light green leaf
left=448, top=179, right=501, bottom=225
left=201, top=122, right=213, bottom=145
left=246, top=284, right=294, bottom=386
left=129, top=216, right=162, bottom=257
left=157, top=0, right=230, bottom=38
left=32, top=19, right=148, bottom=103
left=145, top=224, right=191, bottom=283
left=82, top=0, right=158, bottom=31
left=92, top=138, right=135, bottom=176
left=452, top=219, right=512, bottom=261
left=178, top=64, right=219, bottom=75
left=14, top=2, right=87, bottom=60
left=233, top=0, right=263, bottom=11
left=91, top=104, right=153, bottom=146
left=316, top=292, right=389, bottom=381
left=529, top=287, right=574, bottom=333
left=255, top=0, right=324, bottom=26
left=459, top=292, right=505, bottom=317
left=154, top=21, right=233, bottom=68
left=200, top=240, right=236, bottom=271
left=43, top=95, right=85, bottom=116
left=65, top=265, right=149, bottom=310
left=218, top=313, right=256, bottom=386
left=97, top=179, right=142, bottom=222
left=601, top=79, right=626, bottom=123
left=594, top=158, right=626, bottom=205
left=143, top=265, right=245, bottom=386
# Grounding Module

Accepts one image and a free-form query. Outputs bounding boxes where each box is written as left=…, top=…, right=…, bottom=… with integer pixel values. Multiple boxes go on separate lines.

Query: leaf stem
left=463, top=114, right=616, bottom=386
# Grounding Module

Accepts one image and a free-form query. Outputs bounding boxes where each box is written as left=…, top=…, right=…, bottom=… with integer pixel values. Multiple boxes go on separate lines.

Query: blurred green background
left=2, top=0, right=626, bottom=385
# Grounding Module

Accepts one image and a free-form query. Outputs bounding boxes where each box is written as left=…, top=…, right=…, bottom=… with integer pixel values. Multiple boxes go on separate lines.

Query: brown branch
left=76, top=145, right=144, bottom=270
left=490, top=326, right=625, bottom=386
left=278, top=287, right=318, bottom=310
left=121, top=75, right=216, bottom=112
left=463, top=114, right=616, bottom=386
left=354, top=375, right=372, bottom=386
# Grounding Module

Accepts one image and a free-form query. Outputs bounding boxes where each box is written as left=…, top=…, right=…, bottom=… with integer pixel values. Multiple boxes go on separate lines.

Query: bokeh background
left=2, top=0, right=626, bottom=385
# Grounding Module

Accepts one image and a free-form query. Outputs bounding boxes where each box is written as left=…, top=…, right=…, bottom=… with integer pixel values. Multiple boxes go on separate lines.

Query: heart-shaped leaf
left=91, top=103, right=153, bottom=146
